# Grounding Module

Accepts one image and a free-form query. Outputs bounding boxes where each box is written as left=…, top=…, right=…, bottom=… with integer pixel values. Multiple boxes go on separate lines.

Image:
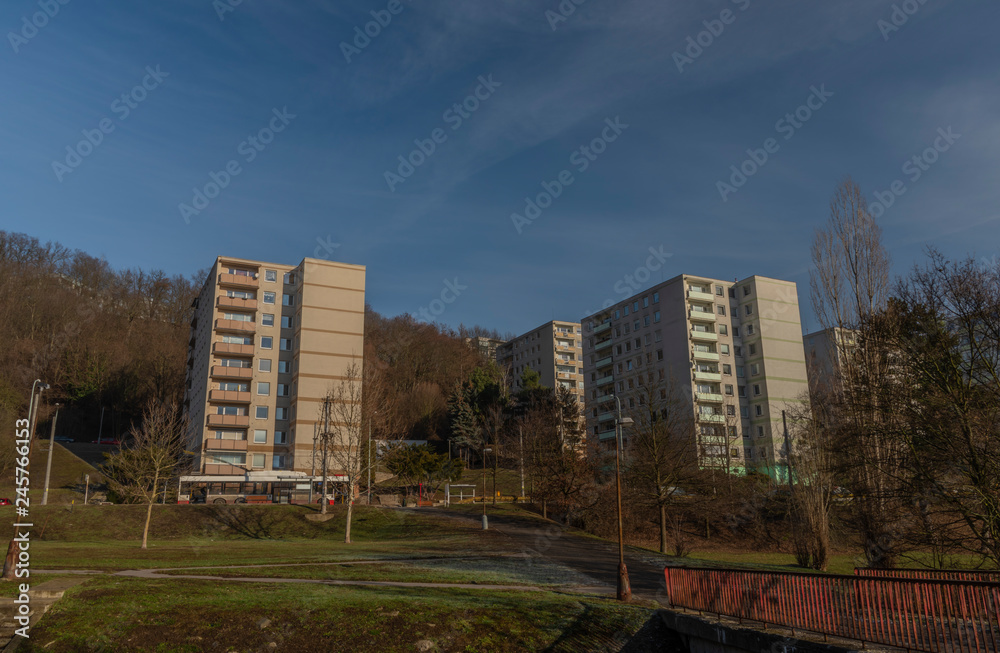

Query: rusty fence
left=855, top=568, right=1000, bottom=584
left=663, top=566, right=1000, bottom=652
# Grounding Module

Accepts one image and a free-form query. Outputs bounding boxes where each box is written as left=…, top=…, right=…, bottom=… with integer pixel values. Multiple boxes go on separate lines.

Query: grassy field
left=0, top=442, right=102, bottom=505
left=21, top=577, right=655, bottom=653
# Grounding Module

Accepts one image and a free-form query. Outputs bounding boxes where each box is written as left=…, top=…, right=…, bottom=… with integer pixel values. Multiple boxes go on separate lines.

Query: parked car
left=0, top=498, right=12, bottom=506
left=94, top=438, right=121, bottom=445
left=54, top=435, right=75, bottom=443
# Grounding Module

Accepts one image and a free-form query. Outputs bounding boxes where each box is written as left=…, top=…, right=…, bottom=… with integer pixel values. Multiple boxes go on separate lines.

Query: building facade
left=183, top=256, right=366, bottom=482
left=581, top=274, right=809, bottom=481
left=496, top=320, right=586, bottom=409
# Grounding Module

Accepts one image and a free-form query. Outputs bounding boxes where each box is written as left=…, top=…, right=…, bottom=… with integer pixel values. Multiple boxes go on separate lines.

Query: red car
left=94, top=439, right=120, bottom=445
left=0, top=499, right=12, bottom=506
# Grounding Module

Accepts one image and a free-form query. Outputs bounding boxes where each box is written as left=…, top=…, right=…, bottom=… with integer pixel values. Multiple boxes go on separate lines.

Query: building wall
left=497, top=321, right=585, bottom=410
left=184, top=256, right=365, bottom=478
left=581, top=273, right=809, bottom=480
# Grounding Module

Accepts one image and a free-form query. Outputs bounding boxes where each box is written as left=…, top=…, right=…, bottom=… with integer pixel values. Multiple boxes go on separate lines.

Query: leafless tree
left=103, top=401, right=187, bottom=549
left=784, top=396, right=834, bottom=570
left=321, top=361, right=366, bottom=543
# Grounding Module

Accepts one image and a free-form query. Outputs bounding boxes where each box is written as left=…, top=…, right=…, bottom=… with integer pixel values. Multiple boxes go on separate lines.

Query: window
left=654, top=330, right=662, bottom=342
left=263, top=291, right=276, bottom=305
left=216, top=406, right=245, bottom=416
left=255, top=406, right=268, bottom=419
left=282, top=294, right=294, bottom=306
left=260, top=336, right=272, bottom=349
left=633, top=320, right=640, bottom=331
left=626, top=360, right=633, bottom=371
left=750, top=363, right=760, bottom=376
left=624, top=324, right=630, bottom=334
left=222, top=335, right=252, bottom=345
left=643, top=316, right=650, bottom=327
left=257, top=382, right=270, bottom=396
left=625, top=342, right=631, bottom=353
left=755, top=404, right=762, bottom=416
left=633, top=301, right=639, bottom=312
left=721, top=344, right=730, bottom=355
left=757, top=426, right=765, bottom=437
left=252, top=453, right=265, bottom=468
left=219, top=382, right=248, bottom=392
left=726, top=405, right=736, bottom=416
left=725, top=384, right=734, bottom=395
left=219, top=358, right=250, bottom=368
left=281, top=315, right=293, bottom=329
left=276, top=407, right=288, bottom=420
left=740, top=406, right=749, bottom=418
left=253, top=429, right=267, bottom=443
left=738, top=385, right=746, bottom=397
left=264, top=270, right=277, bottom=282
left=654, top=311, right=661, bottom=323
left=729, top=426, right=737, bottom=437
left=277, top=384, right=289, bottom=397
left=643, top=296, right=649, bottom=308
left=653, top=292, right=659, bottom=303
left=258, top=359, right=271, bottom=372
left=735, top=346, right=743, bottom=357
left=749, top=343, right=757, bottom=356
left=261, top=313, right=274, bottom=327
left=737, top=366, right=745, bottom=378
left=657, top=349, right=664, bottom=361
left=614, top=310, right=620, bottom=320
left=746, top=323, right=755, bottom=336
left=280, top=338, right=292, bottom=351
left=208, top=452, right=246, bottom=466
left=275, top=431, right=288, bottom=444
left=716, top=285, right=724, bottom=296
left=214, top=430, right=245, bottom=440
left=753, top=383, right=761, bottom=396
left=278, top=360, right=290, bottom=374
left=734, top=326, right=740, bottom=337
left=717, top=305, right=726, bottom=316
left=283, top=272, right=295, bottom=285
left=623, top=305, right=629, bottom=316
left=222, top=312, right=252, bottom=322
left=723, top=364, right=732, bottom=375
left=644, top=334, right=651, bottom=345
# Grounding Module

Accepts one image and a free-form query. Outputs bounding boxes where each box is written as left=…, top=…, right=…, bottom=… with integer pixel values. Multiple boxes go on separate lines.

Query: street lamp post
left=614, top=395, right=633, bottom=602
left=42, top=403, right=60, bottom=506
left=27, top=380, right=49, bottom=457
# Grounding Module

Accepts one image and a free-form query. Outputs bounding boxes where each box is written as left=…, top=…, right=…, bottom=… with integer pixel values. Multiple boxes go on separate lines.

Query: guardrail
left=663, top=566, right=1000, bottom=653
left=855, top=568, right=1000, bottom=583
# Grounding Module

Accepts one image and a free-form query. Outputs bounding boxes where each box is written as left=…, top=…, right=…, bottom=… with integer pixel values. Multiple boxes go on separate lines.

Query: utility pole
left=42, top=404, right=60, bottom=506
left=518, top=424, right=525, bottom=502
left=614, top=395, right=633, bottom=602
left=320, top=396, right=330, bottom=515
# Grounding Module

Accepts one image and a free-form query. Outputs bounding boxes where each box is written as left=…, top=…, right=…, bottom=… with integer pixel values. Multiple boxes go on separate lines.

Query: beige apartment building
left=496, top=321, right=586, bottom=410
left=182, top=256, right=365, bottom=498
left=803, top=327, right=855, bottom=398
left=581, top=274, right=810, bottom=481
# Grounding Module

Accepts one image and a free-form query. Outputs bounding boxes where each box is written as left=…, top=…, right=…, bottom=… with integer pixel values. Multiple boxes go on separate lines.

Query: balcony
left=207, top=414, right=250, bottom=428
left=696, top=393, right=725, bottom=403
left=218, top=296, right=258, bottom=311
left=213, top=342, right=254, bottom=356
left=595, top=376, right=615, bottom=387
left=557, top=371, right=578, bottom=379
left=594, top=339, right=613, bottom=352
left=215, top=319, right=256, bottom=334
left=597, top=393, right=615, bottom=404
left=690, top=330, right=718, bottom=342
left=687, top=290, right=715, bottom=302
left=593, top=322, right=611, bottom=335
left=205, top=439, right=248, bottom=452
left=218, top=273, right=258, bottom=289
left=595, top=356, right=613, bottom=369
left=204, top=464, right=246, bottom=476
left=689, top=309, right=716, bottom=322
left=209, top=390, right=251, bottom=403
left=692, top=350, right=720, bottom=362
left=211, top=366, right=253, bottom=380
left=697, top=413, right=726, bottom=424
left=555, top=341, right=576, bottom=351
left=693, top=371, right=722, bottom=382
left=596, top=411, right=615, bottom=423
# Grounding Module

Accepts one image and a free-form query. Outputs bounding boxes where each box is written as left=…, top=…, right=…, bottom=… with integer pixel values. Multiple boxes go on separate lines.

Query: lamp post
left=27, top=380, right=49, bottom=457
left=42, top=403, right=60, bottom=506
left=482, top=446, right=492, bottom=530
left=613, top=395, right=633, bottom=602
left=367, top=410, right=378, bottom=505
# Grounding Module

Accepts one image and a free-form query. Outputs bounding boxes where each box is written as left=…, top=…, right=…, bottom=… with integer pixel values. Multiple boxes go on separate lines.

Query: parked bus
left=176, top=474, right=350, bottom=505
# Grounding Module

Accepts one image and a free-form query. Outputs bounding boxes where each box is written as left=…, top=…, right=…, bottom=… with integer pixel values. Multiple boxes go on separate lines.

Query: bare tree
left=785, top=397, right=834, bottom=570
left=810, top=177, right=907, bottom=568
left=103, top=401, right=187, bottom=549
left=322, top=362, right=366, bottom=543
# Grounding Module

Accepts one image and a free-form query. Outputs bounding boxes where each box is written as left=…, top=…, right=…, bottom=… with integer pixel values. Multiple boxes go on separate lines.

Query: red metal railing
left=664, top=566, right=1000, bottom=653
left=855, top=568, right=1000, bottom=583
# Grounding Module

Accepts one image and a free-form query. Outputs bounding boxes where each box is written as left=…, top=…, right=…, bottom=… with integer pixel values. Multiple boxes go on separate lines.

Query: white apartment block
left=581, top=274, right=810, bottom=481
left=496, top=321, right=586, bottom=409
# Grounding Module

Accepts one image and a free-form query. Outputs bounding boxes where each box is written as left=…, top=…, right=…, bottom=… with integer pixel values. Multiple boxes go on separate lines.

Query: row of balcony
left=594, top=339, right=613, bottom=352
left=207, top=414, right=250, bottom=428
left=216, top=318, right=256, bottom=334
left=693, top=350, right=719, bottom=362
left=594, top=376, right=615, bottom=387
left=212, top=365, right=253, bottom=380
left=687, top=289, right=715, bottom=302
left=209, top=390, right=251, bottom=403
left=690, top=330, right=718, bottom=342
left=205, top=439, right=248, bottom=451
left=689, top=309, right=716, bottom=323
left=213, top=342, right=254, bottom=356
left=218, top=296, right=258, bottom=311
left=595, top=356, right=613, bottom=369
left=219, top=273, right=258, bottom=289
left=593, top=322, right=611, bottom=335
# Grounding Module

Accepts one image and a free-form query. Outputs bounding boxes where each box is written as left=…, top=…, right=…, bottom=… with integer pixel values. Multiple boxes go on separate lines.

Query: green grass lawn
left=0, top=442, right=104, bottom=505
left=21, top=577, right=654, bottom=653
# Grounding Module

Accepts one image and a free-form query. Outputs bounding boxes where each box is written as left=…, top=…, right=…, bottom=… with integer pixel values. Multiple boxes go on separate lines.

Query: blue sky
left=2, top=0, right=997, bottom=335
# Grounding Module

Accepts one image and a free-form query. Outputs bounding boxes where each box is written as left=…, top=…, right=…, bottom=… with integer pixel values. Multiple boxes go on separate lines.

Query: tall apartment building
left=496, top=321, right=586, bottom=409
left=803, top=327, right=855, bottom=397
left=581, top=274, right=809, bottom=481
left=183, top=256, right=365, bottom=485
